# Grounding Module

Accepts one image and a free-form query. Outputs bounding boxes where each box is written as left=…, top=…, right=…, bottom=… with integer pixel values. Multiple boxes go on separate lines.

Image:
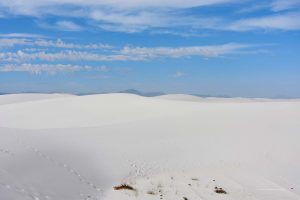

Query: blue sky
left=0, top=0, right=299, bottom=97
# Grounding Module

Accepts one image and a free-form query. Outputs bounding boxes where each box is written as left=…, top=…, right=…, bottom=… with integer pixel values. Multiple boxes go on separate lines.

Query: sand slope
left=0, top=94, right=299, bottom=200
left=0, top=93, right=74, bottom=105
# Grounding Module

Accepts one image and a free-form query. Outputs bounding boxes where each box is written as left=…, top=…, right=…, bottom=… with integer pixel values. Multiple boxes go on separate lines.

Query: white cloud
left=0, top=63, right=108, bottom=74
left=97, top=65, right=108, bottom=72
left=33, top=38, right=112, bottom=49
left=88, top=9, right=224, bottom=33
left=271, top=0, right=300, bottom=11
left=90, top=11, right=163, bottom=33
left=38, top=20, right=84, bottom=31
left=0, top=33, right=44, bottom=38
left=236, top=0, right=300, bottom=13
left=0, top=43, right=254, bottom=62
left=0, top=38, right=29, bottom=47
left=172, top=71, right=185, bottom=78
left=55, top=21, right=83, bottom=31
left=150, top=30, right=207, bottom=37
left=121, top=43, right=251, bottom=59
left=227, top=12, right=300, bottom=31
left=0, top=0, right=232, bottom=33
left=0, top=0, right=233, bottom=15
left=1, top=0, right=299, bottom=33
left=236, top=3, right=270, bottom=13
left=0, top=50, right=142, bottom=62
left=0, top=38, right=112, bottom=49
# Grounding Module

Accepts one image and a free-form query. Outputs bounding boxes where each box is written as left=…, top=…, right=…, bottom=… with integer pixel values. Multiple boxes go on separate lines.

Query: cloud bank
left=0, top=0, right=299, bottom=32
left=0, top=43, right=254, bottom=63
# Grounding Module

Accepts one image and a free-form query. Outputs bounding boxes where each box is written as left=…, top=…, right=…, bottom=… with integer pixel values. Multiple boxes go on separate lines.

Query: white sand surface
left=0, top=93, right=74, bottom=105
left=0, top=93, right=299, bottom=200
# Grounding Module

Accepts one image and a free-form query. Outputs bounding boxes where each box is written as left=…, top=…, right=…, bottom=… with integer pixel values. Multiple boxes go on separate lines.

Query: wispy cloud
left=0, top=0, right=231, bottom=33
left=38, top=20, right=83, bottom=31
left=172, top=71, right=186, bottom=78
left=236, top=3, right=270, bottom=13
left=0, top=0, right=233, bottom=16
left=0, top=50, right=142, bottom=62
left=237, top=0, right=300, bottom=13
left=150, top=30, right=207, bottom=37
left=227, top=12, right=300, bottom=31
left=0, top=43, right=256, bottom=62
left=0, top=33, right=45, bottom=38
left=90, top=10, right=223, bottom=33
left=121, top=43, right=252, bottom=59
left=96, top=65, right=108, bottom=72
left=271, top=0, right=300, bottom=11
left=0, top=63, right=108, bottom=74
left=55, top=21, right=83, bottom=31
left=0, top=38, right=112, bottom=49
left=0, top=38, right=29, bottom=48
left=1, top=0, right=298, bottom=33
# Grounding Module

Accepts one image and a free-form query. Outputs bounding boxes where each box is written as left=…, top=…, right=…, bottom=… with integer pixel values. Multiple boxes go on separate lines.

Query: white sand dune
left=156, top=94, right=207, bottom=102
left=0, top=93, right=74, bottom=105
left=156, top=94, right=298, bottom=103
left=0, top=93, right=299, bottom=200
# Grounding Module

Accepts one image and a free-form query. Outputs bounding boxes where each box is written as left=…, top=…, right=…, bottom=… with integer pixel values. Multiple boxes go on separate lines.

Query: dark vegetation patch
left=183, top=197, right=188, bottom=200
left=191, top=178, right=199, bottom=181
left=113, top=184, right=135, bottom=191
left=147, top=190, right=156, bottom=195
left=214, top=187, right=227, bottom=194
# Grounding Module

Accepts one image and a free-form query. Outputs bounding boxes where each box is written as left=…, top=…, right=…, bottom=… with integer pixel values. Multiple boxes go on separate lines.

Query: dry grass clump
left=214, top=187, right=227, bottom=194
left=113, top=184, right=135, bottom=191
left=147, top=190, right=156, bottom=195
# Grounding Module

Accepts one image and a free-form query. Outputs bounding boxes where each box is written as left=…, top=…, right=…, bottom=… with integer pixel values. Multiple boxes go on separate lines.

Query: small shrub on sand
left=214, top=187, right=227, bottom=194
left=113, top=184, right=135, bottom=191
left=147, top=190, right=156, bottom=195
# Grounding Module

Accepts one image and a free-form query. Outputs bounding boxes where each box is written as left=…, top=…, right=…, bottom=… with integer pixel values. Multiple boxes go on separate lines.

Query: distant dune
left=0, top=93, right=299, bottom=200
left=156, top=94, right=299, bottom=103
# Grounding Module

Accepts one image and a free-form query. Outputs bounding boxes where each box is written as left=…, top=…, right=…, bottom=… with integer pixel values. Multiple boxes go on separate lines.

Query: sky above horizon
left=0, top=0, right=299, bottom=97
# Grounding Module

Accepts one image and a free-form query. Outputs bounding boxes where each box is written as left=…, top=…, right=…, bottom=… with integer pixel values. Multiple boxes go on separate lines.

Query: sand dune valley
left=0, top=93, right=299, bottom=200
